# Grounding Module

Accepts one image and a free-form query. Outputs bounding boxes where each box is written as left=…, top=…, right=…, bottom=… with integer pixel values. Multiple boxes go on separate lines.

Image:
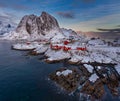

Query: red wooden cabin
left=63, top=46, right=71, bottom=51
left=64, top=41, right=70, bottom=45
left=77, top=47, right=87, bottom=51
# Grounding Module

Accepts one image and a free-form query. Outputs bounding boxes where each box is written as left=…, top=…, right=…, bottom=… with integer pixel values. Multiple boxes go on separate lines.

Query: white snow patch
left=115, top=64, right=120, bottom=74
left=34, top=44, right=48, bottom=54
left=89, top=73, right=99, bottom=83
left=56, top=69, right=72, bottom=76
left=84, top=64, right=93, bottom=73
left=45, top=49, right=71, bottom=61
left=12, top=42, right=40, bottom=50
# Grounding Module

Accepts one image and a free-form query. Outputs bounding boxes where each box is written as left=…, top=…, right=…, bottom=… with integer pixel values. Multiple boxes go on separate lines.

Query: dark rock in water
left=81, top=79, right=105, bottom=99
left=16, top=11, right=60, bottom=36
left=106, top=73, right=120, bottom=96
left=27, top=50, right=40, bottom=56
left=49, top=64, right=120, bottom=100
left=49, top=68, right=80, bottom=92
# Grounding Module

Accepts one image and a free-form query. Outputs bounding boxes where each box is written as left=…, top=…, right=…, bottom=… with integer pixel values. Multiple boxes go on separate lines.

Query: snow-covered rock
left=89, top=73, right=99, bottom=83
left=34, top=44, right=48, bottom=54
left=88, top=47, right=120, bottom=63
left=115, top=64, right=120, bottom=74
left=1, top=11, right=60, bottom=40
left=56, top=69, right=72, bottom=76
left=51, top=32, right=65, bottom=43
left=45, top=49, right=71, bottom=62
left=12, top=42, right=40, bottom=50
left=84, top=64, right=93, bottom=73
left=61, top=28, right=84, bottom=41
left=16, top=12, right=60, bottom=38
left=1, top=31, right=30, bottom=40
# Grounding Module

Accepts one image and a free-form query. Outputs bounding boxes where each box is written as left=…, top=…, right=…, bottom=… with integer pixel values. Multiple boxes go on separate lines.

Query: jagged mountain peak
left=41, top=11, right=49, bottom=16
left=0, top=20, right=15, bottom=35
left=16, top=11, right=60, bottom=36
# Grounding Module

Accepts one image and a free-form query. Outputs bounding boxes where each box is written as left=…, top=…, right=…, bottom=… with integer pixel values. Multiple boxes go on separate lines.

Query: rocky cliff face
left=16, top=12, right=60, bottom=36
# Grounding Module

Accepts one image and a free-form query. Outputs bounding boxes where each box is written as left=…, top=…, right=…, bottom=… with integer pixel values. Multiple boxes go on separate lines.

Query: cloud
left=77, top=22, right=120, bottom=40
left=83, top=31, right=120, bottom=40
left=57, top=11, right=75, bottom=19
left=72, top=13, right=120, bottom=31
left=97, top=28, right=120, bottom=33
left=96, top=28, right=120, bottom=39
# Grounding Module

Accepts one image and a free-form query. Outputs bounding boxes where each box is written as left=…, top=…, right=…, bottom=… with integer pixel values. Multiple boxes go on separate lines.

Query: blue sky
left=0, top=0, right=120, bottom=32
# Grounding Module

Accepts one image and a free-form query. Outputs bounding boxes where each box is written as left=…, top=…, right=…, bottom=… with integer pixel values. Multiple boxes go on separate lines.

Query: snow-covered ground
left=12, top=42, right=40, bottom=50
left=45, top=49, right=71, bottom=62
left=11, top=37, right=120, bottom=64
left=87, top=38, right=107, bottom=46
left=34, top=44, right=48, bottom=54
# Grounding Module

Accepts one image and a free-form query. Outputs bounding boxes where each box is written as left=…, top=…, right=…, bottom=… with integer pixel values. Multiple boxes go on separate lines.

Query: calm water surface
left=0, top=41, right=78, bottom=101
left=0, top=41, right=119, bottom=101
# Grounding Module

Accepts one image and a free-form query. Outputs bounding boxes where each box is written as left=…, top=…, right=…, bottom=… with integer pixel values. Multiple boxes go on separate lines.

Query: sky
left=0, top=0, right=120, bottom=34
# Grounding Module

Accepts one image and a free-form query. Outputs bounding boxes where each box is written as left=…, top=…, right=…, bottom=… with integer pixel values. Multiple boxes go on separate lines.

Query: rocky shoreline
left=49, top=63, right=120, bottom=100
left=0, top=10, right=120, bottom=101
left=9, top=37, right=120, bottom=100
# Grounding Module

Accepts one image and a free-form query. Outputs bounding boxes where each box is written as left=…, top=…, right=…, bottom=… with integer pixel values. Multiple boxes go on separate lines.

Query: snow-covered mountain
left=16, top=12, right=59, bottom=35
left=0, top=21, right=15, bottom=35
left=1, top=11, right=85, bottom=41
left=1, top=11, right=118, bottom=47
left=1, top=12, right=61, bottom=40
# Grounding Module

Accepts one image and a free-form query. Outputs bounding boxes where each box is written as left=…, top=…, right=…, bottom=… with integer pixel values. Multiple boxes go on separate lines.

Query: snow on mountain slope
left=87, top=38, right=106, bottom=46
left=61, top=28, right=84, bottom=41
left=50, top=32, right=65, bottom=43
left=0, top=21, right=16, bottom=35
left=0, top=11, right=86, bottom=42
left=1, top=11, right=60, bottom=40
